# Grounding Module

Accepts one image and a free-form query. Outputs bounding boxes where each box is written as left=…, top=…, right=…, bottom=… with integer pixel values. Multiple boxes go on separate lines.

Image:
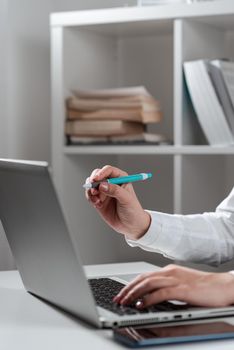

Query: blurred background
left=0, top=0, right=137, bottom=269
left=1, top=0, right=233, bottom=273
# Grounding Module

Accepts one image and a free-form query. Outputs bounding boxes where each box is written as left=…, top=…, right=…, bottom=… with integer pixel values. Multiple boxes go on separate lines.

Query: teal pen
left=83, top=173, right=152, bottom=189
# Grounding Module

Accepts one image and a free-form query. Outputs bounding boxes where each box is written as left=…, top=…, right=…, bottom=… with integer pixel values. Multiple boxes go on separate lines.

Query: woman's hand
left=113, top=264, right=234, bottom=308
left=85, top=165, right=151, bottom=240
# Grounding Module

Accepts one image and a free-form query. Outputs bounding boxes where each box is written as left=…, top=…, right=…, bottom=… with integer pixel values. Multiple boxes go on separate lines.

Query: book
left=65, top=86, right=162, bottom=141
left=65, top=120, right=145, bottom=137
left=66, top=95, right=160, bottom=114
left=66, top=108, right=162, bottom=124
left=184, top=60, right=234, bottom=146
left=67, top=133, right=170, bottom=145
left=209, top=60, right=234, bottom=110
left=208, top=60, right=234, bottom=134
left=71, top=86, right=153, bottom=99
left=68, top=86, right=162, bottom=120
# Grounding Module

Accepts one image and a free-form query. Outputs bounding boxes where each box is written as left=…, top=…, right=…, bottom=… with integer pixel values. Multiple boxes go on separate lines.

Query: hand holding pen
left=85, top=165, right=152, bottom=240
left=83, top=172, right=152, bottom=189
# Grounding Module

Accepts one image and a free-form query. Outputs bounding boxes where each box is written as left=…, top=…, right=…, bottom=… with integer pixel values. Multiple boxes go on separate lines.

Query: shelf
left=50, top=1, right=234, bottom=33
left=63, top=145, right=234, bottom=155
left=51, top=3, right=234, bottom=265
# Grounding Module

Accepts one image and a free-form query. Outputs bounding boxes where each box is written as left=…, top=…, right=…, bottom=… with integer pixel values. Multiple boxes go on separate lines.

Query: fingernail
left=136, top=300, right=143, bottom=309
left=101, top=182, right=108, bottom=191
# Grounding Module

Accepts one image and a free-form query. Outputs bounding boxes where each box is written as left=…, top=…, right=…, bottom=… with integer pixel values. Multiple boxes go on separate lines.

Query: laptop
left=0, top=158, right=234, bottom=328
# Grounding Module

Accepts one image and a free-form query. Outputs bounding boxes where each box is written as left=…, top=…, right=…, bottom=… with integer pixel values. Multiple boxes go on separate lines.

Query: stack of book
left=65, top=86, right=167, bottom=145
left=184, top=59, right=234, bottom=146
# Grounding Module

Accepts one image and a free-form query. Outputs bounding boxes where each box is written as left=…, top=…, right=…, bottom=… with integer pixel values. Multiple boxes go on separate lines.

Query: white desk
left=1, top=262, right=234, bottom=350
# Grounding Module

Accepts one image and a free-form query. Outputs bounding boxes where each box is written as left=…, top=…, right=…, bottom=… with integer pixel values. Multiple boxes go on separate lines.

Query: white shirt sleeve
left=126, top=187, right=234, bottom=266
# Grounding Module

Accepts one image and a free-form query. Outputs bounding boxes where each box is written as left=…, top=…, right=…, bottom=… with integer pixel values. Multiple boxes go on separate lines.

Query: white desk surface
left=1, top=261, right=234, bottom=350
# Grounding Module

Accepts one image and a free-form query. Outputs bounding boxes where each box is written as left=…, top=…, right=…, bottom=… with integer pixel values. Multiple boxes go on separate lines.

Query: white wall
left=0, top=0, right=136, bottom=269
left=5, top=0, right=136, bottom=161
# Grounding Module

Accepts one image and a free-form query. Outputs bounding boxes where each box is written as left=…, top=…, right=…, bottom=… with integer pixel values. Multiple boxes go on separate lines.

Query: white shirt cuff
left=125, top=210, right=179, bottom=259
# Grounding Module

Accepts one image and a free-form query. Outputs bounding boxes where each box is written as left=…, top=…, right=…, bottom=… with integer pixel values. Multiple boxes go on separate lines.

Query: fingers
left=85, top=168, right=105, bottom=205
left=114, top=273, right=187, bottom=308
left=86, top=165, right=129, bottom=208
left=119, top=277, right=178, bottom=306
left=114, top=270, right=172, bottom=303
left=90, top=168, right=100, bottom=179
left=113, top=264, right=205, bottom=309
left=113, top=273, right=152, bottom=303
left=85, top=175, right=105, bottom=208
left=98, top=181, right=131, bottom=205
left=113, top=266, right=190, bottom=308
left=92, top=165, right=128, bottom=182
left=140, top=285, right=187, bottom=308
left=86, top=188, right=100, bottom=207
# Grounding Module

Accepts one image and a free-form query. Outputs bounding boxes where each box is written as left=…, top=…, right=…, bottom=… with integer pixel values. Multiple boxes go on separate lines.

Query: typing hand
left=113, top=264, right=234, bottom=308
left=85, top=165, right=151, bottom=240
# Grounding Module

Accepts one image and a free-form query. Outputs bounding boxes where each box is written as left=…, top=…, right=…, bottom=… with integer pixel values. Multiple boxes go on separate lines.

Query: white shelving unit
left=50, top=1, right=234, bottom=266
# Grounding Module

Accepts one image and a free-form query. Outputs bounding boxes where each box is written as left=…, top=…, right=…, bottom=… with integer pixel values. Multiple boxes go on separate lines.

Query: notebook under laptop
left=0, top=158, right=234, bottom=328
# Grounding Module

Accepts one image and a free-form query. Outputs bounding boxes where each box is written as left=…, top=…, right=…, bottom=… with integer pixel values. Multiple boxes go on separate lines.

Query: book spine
left=65, top=120, right=145, bottom=136
left=66, top=109, right=161, bottom=123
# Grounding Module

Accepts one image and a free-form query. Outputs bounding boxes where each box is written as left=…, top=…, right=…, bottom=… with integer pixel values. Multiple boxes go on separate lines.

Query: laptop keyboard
left=89, top=277, right=188, bottom=316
